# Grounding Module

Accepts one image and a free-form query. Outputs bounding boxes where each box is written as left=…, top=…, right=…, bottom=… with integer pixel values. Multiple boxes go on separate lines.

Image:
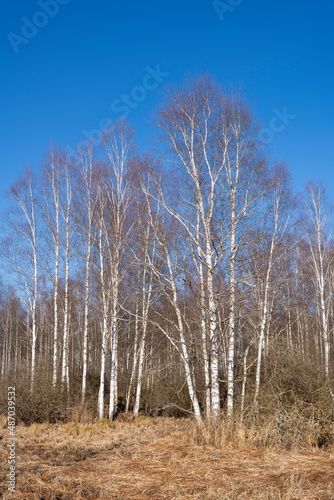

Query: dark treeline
left=1, top=75, right=333, bottom=429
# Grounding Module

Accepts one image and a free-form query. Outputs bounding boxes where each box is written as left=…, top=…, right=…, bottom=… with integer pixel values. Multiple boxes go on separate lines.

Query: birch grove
left=1, top=75, right=333, bottom=424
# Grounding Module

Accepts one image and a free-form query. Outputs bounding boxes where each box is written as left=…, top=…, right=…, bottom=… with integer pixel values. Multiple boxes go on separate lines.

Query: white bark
left=101, top=121, right=134, bottom=420
left=108, top=274, right=119, bottom=420
left=78, top=149, right=97, bottom=406
left=125, top=273, right=140, bottom=412
left=197, top=248, right=211, bottom=418
left=97, top=225, right=109, bottom=419
left=303, top=183, right=333, bottom=377
left=240, top=345, right=250, bottom=421
left=53, top=218, right=59, bottom=387
left=61, top=170, right=72, bottom=395
left=81, top=248, right=91, bottom=404
left=227, top=189, right=236, bottom=419
left=253, top=236, right=274, bottom=406
left=46, top=157, right=60, bottom=388
left=164, top=246, right=202, bottom=422
left=6, top=170, right=39, bottom=391
left=133, top=252, right=153, bottom=418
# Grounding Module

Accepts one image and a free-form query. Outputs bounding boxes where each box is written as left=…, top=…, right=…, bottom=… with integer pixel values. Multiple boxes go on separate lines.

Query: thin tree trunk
left=240, top=345, right=250, bottom=421
left=133, top=271, right=153, bottom=418
left=97, top=227, right=108, bottom=420
left=227, top=194, right=236, bottom=419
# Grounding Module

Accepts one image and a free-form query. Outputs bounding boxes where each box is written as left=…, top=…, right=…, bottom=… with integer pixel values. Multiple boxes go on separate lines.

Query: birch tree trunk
left=42, top=151, right=61, bottom=388
left=97, top=224, right=109, bottom=419
left=77, top=147, right=97, bottom=406
left=6, top=169, right=39, bottom=391
left=125, top=268, right=140, bottom=412
left=227, top=191, right=236, bottom=419
left=61, top=166, right=72, bottom=396
left=164, top=243, right=202, bottom=422
left=108, top=269, right=119, bottom=420
left=101, top=120, right=135, bottom=419
left=303, top=182, right=333, bottom=377
left=133, top=237, right=154, bottom=418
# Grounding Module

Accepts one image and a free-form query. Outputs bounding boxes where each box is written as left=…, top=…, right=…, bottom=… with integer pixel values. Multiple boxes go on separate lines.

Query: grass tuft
left=134, top=414, right=154, bottom=425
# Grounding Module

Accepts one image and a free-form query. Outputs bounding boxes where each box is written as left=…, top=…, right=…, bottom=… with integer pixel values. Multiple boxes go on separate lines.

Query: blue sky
left=1, top=0, right=334, bottom=212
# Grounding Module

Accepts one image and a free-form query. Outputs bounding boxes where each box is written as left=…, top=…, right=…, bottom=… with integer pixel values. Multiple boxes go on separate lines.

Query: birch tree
left=75, top=145, right=99, bottom=405
left=130, top=160, right=159, bottom=417
left=216, top=95, right=272, bottom=418
left=41, top=147, right=63, bottom=387
left=99, top=120, right=135, bottom=419
left=302, top=182, right=333, bottom=376
left=155, top=76, right=271, bottom=419
left=141, top=172, right=203, bottom=421
left=4, top=169, right=39, bottom=390
left=59, top=154, right=74, bottom=396
left=252, top=167, right=293, bottom=407
left=96, top=192, right=111, bottom=419
left=155, top=76, right=227, bottom=419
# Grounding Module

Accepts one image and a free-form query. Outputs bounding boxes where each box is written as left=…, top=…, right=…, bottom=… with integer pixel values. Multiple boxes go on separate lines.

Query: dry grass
left=186, top=417, right=334, bottom=451
left=1, top=416, right=334, bottom=499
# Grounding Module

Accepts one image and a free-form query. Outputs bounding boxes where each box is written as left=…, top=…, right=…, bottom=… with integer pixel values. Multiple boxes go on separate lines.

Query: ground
left=1, top=417, right=334, bottom=499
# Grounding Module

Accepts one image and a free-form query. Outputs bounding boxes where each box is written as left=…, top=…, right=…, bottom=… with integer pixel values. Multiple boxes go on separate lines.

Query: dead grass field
left=1, top=416, right=334, bottom=499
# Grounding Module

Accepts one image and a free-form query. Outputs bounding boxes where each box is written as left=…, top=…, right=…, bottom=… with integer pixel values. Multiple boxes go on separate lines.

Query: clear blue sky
left=1, top=0, right=334, bottom=212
